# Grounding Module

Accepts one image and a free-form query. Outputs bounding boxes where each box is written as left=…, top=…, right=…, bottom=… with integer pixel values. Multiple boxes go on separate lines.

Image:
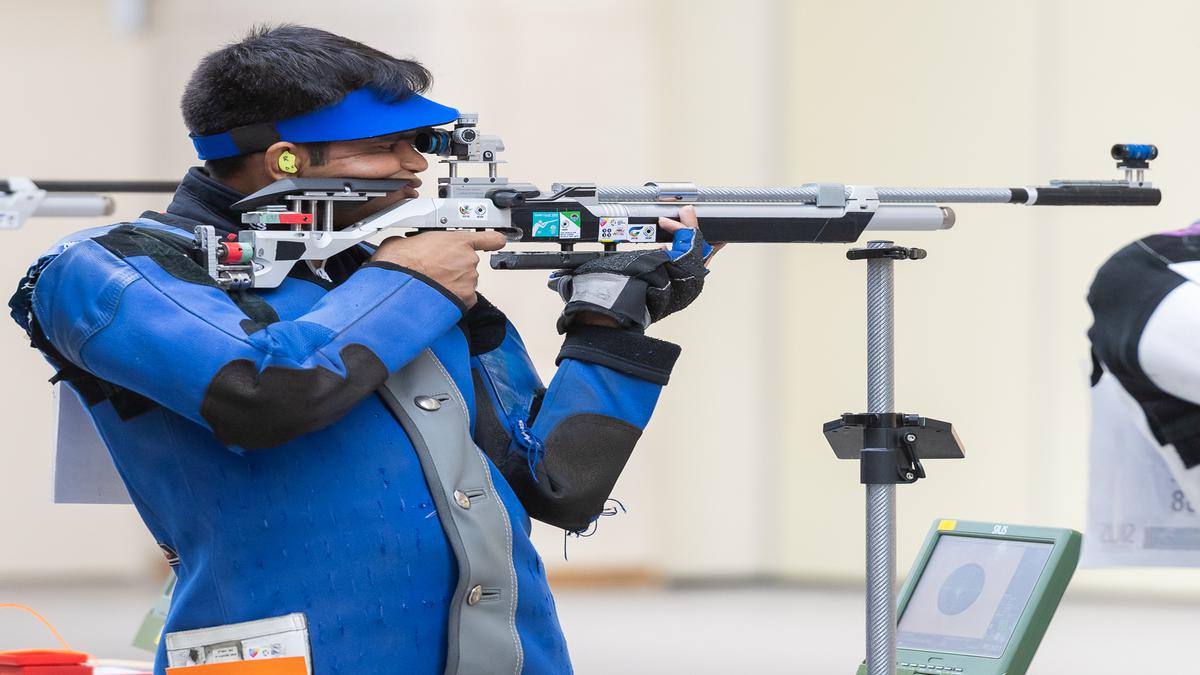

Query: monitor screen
left=897, top=534, right=1053, bottom=658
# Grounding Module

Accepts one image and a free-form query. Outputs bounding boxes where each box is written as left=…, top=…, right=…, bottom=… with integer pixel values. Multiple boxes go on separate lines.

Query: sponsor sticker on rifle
left=558, top=211, right=582, bottom=239
left=599, top=216, right=630, bottom=242
left=628, top=223, right=656, bottom=242
left=531, top=211, right=560, bottom=237
left=456, top=201, right=488, bottom=221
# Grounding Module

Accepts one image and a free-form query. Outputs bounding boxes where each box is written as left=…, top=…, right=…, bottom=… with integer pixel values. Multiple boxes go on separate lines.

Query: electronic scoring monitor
left=855, top=520, right=1081, bottom=675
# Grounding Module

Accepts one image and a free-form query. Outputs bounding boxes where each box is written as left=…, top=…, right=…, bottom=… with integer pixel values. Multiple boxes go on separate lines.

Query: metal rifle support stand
left=823, top=241, right=966, bottom=675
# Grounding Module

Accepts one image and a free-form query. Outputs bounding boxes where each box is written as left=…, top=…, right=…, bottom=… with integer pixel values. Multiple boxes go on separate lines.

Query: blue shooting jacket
left=9, top=168, right=683, bottom=675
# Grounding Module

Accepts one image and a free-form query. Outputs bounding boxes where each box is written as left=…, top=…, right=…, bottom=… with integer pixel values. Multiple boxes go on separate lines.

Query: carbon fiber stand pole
left=828, top=242, right=959, bottom=674
left=864, top=241, right=897, bottom=675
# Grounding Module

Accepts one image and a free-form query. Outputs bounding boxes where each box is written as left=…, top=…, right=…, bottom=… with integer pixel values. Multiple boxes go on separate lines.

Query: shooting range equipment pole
left=864, top=240, right=898, bottom=675
left=826, top=242, right=963, bottom=675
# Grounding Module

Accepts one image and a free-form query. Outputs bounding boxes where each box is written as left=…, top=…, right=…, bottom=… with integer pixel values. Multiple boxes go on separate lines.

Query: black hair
left=181, top=24, right=433, bottom=178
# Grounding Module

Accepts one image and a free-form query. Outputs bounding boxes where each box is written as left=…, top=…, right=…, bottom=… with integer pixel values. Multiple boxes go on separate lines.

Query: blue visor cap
left=191, top=88, right=460, bottom=160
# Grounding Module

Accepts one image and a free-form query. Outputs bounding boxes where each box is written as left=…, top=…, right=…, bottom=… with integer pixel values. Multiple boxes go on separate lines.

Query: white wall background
left=1, top=0, right=1198, bottom=601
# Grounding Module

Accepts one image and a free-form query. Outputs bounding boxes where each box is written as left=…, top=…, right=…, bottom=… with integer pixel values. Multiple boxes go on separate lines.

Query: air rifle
left=196, top=115, right=1160, bottom=288
left=0, top=113, right=1160, bottom=289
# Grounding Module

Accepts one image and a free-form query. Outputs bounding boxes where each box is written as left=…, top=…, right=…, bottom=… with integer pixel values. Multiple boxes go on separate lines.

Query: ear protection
left=277, top=151, right=299, bottom=174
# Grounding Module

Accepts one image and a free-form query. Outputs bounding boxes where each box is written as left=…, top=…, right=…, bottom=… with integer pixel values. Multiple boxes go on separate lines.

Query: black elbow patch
left=508, top=413, right=642, bottom=532
left=200, top=343, right=388, bottom=449
left=462, top=293, right=509, bottom=356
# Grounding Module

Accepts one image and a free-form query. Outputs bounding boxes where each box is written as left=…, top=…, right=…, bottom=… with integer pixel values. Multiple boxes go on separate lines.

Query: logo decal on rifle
left=531, top=211, right=560, bottom=237
left=558, top=211, right=581, bottom=239
left=532, top=211, right=581, bottom=238
left=457, top=201, right=489, bottom=221
left=599, top=216, right=630, bottom=242
left=627, top=223, right=656, bottom=242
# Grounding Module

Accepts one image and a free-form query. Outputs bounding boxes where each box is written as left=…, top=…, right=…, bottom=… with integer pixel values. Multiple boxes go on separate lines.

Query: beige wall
left=1, top=0, right=1199, bottom=600
left=773, top=0, right=1200, bottom=597
left=1, top=0, right=171, bottom=580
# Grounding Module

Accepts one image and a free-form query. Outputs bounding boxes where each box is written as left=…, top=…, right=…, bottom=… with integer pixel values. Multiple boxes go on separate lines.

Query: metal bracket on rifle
left=231, top=178, right=409, bottom=214
left=190, top=179, right=414, bottom=289
left=192, top=225, right=253, bottom=290
left=824, top=413, right=965, bottom=485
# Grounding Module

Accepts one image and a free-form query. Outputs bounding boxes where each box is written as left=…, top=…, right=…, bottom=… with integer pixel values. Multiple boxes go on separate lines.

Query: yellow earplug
left=277, top=151, right=299, bottom=174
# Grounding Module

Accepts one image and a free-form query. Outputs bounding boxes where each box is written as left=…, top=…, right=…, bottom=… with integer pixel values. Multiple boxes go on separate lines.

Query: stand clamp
left=824, top=413, right=965, bottom=484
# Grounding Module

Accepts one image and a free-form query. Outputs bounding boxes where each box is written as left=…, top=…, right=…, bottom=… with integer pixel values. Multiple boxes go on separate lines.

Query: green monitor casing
left=855, top=519, right=1081, bottom=675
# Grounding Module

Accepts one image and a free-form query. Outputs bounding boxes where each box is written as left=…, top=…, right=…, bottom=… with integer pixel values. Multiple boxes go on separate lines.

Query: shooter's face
left=300, top=131, right=430, bottom=227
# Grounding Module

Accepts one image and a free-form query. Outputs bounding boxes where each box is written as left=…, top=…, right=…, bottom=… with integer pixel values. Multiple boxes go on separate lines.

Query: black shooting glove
left=547, top=227, right=712, bottom=333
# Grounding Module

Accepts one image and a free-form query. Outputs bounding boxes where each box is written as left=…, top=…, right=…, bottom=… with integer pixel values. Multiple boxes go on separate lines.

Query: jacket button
left=454, top=490, right=471, bottom=509
left=467, top=585, right=483, bottom=606
left=414, top=395, right=441, bottom=411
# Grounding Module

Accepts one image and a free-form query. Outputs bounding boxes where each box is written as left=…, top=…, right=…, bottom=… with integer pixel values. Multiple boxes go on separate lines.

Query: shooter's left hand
left=657, top=205, right=723, bottom=267
left=548, top=205, right=713, bottom=332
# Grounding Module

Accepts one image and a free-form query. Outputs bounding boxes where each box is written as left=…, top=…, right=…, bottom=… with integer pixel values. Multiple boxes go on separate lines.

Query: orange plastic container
left=0, top=649, right=91, bottom=675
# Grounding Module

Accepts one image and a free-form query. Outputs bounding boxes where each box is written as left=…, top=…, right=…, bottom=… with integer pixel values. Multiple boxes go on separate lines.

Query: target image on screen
left=897, top=535, right=1053, bottom=658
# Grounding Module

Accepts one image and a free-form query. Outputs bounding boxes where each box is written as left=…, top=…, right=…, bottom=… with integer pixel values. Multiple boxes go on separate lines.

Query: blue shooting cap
left=190, top=87, right=460, bottom=160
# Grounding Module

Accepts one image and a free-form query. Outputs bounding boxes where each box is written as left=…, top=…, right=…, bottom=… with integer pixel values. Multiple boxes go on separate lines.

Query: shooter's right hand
left=370, top=231, right=507, bottom=309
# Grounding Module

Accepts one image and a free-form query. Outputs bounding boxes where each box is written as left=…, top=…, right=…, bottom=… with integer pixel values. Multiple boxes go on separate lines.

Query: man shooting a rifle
left=10, top=25, right=714, bottom=674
